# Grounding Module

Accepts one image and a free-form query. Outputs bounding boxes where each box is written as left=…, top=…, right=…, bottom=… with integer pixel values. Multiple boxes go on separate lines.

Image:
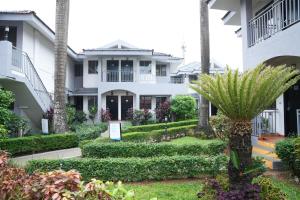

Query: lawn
left=126, top=178, right=300, bottom=200
left=167, top=136, right=221, bottom=145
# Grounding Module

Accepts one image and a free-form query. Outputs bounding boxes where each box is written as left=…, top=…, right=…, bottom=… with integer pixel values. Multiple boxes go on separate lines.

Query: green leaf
left=230, top=150, right=240, bottom=169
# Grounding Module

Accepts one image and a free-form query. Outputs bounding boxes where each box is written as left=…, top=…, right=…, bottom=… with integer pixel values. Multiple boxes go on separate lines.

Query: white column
left=136, top=94, right=140, bottom=110
left=276, top=95, right=285, bottom=135
left=97, top=92, right=102, bottom=122
left=0, top=41, right=12, bottom=77
left=118, top=94, right=121, bottom=120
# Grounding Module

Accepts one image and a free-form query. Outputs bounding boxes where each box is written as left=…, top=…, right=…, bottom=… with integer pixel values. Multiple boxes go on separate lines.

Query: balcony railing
left=11, top=47, right=52, bottom=110
left=249, top=0, right=300, bottom=47
left=104, top=70, right=134, bottom=82
left=252, top=109, right=277, bottom=137
left=170, top=76, right=184, bottom=84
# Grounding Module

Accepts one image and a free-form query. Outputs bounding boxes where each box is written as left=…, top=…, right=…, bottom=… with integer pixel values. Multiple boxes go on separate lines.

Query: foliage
left=88, top=106, right=98, bottom=124
left=275, top=138, right=297, bottom=175
left=101, top=108, right=111, bottom=122
left=191, top=64, right=300, bottom=121
left=66, top=104, right=76, bottom=126
left=155, top=101, right=171, bottom=122
left=66, top=105, right=87, bottom=130
left=252, top=176, right=287, bottom=200
left=122, top=119, right=198, bottom=133
left=0, top=133, right=79, bottom=156
left=295, top=138, right=300, bottom=177
left=0, top=125, right=8, bottom=139
left=170, top=95, right=196, bottom=121
left=0, top=151, right=135, bottom=200
left=4, top=114, right=28, bottom=137
left=74, top=123, right=108, bottom=141
left=122, top=124, right=197, bottom=142
left=209, top=111, right=230, bottom=140
left=127, top=108, right=153, bottom=126
left=81, top=139, right=226, bottom=158
left=26, top=154, right=228, bottom=182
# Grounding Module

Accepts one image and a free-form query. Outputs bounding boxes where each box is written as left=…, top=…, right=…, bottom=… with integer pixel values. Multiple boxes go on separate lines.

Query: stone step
left=252, top=152, right=285, bottom=170
left=257, top=140, right=276, bottom=149
left=252, top=146, right=278, bottom=159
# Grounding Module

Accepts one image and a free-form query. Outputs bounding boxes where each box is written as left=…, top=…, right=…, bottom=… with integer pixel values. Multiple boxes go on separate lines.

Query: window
left=189, top=75, right=198, bottom=83
left=74, top=64, right=83, bottom=77
left=156, top=97, right=167, bottom=108
left=156, top=64, right=167, bottom=76
left=140, top=96, right=152, bottom=110
left=88, top=60, right=98, bottom=74
left=88, top=96, right=98, bottom=110
left=0, top=26, right=17, bottom=47
left=140, top=61, right=152, bottom=74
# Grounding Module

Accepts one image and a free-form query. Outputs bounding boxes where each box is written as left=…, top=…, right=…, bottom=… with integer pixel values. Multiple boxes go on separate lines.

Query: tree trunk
left=198, top=0, right=210, bottom=132
left=228, top=121, right=253, bottom=189
left=53, top=0, right=70, bottom=133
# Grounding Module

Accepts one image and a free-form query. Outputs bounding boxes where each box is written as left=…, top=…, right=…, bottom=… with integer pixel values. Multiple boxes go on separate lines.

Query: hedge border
left=26, top=155, right=228, bottom=182
left=0, top=133, right=79, bottom=157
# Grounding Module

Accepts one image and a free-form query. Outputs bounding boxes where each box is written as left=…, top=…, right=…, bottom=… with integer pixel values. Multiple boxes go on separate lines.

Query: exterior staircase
left=252, top=136, right=285, bottom=170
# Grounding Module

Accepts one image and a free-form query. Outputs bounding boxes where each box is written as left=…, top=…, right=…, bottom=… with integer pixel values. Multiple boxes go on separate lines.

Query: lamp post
left=164, top=116, right=168, bottom=140
left=4, top=26, right=9, bottom=41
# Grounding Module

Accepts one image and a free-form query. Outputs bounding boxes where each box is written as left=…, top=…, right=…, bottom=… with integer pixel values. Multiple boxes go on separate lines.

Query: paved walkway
left=12, top=148, right=81, bottom=167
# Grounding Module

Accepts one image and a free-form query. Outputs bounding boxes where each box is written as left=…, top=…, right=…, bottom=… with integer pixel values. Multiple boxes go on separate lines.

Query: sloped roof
left=175, top=61, right=225, bottom=75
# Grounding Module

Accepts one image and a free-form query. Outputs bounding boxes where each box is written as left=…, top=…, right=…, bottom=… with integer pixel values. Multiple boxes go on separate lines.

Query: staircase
left=252, top=136, right=285, bottom=170
left=0, top=41, right=52, bottom=130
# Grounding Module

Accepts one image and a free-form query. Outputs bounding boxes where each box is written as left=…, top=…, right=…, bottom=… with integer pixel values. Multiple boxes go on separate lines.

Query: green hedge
left=75, top=123, right=108, bottom=141
left=122, top=119, right=198, bottom=134
left=122, top=124, right=196, bottom=142
left=26, top=155, right=228, bottom=182
left=0, top=133, right=79, bottom=157
left=82, top=140, right=226, bottom=158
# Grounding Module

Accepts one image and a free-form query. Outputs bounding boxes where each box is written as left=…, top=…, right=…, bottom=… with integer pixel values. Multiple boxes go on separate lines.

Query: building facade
left=209, top=0, right=300, bottom=136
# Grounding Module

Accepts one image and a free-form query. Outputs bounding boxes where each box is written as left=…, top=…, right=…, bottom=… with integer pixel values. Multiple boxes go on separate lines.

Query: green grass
left=270, top=178, right=300, bottom=200
left=126, top=180, right=202, bottom=200
left=167, top=136, right=220, bottom=145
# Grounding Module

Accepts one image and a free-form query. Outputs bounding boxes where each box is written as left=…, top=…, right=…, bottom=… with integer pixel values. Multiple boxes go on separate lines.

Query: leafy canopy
left=190, top=64, right=300, bottom=121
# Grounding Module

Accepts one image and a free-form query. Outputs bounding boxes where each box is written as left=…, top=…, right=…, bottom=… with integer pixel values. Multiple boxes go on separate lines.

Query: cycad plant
left=191, top=64, right=300, bottom=188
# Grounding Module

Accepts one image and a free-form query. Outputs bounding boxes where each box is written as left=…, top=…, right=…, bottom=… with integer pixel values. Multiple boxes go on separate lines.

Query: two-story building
left=209, top=0, right=300, bottom=136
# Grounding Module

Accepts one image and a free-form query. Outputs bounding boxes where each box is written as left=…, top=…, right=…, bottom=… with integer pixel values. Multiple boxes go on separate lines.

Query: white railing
left=11, top=47, right=52, bottom=110
left=252, top=109, right=277, bottom=137
left=170, top=76, right=184, bottom=84
left=249, top=0, right=300, bottom=47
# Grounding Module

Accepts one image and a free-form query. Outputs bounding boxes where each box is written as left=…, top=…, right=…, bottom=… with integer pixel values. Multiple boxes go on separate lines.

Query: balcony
left=103, top=70, right=134, bottom=82
left=170, top=76, right=184, bottom=84
left=249, top=0, right=300, bottom=47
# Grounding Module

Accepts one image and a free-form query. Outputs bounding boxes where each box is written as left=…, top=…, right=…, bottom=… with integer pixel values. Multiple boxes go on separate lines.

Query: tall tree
left=198, top=0, right=210, bottom=131
left=191, top=64, right=300, bottom=189
left=53, top=0, right=70, bottom=133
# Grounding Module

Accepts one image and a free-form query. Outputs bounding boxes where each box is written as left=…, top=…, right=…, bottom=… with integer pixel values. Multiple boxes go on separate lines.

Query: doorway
left=106, top=96, right=118, bottom=120
left=121, top=96, right=133, bottom=120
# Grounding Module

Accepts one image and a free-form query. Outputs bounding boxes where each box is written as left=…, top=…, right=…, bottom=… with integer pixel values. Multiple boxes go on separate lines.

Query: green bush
left=122, top=119, right=198, bottom=133
left=275, top=139, right=297, bottom=174
left=122, top=124, right=197, bottom=142
left=171, top=95, right=196, bottom=121
left=82, top=140, right=226, bottom=158
left=75, top=123, right=108, bottom=141
left=209, top=111, right=230, bottom=140
left=0, top=133, right=79, bottom=156
left=26, top=155, right=228, bottom=182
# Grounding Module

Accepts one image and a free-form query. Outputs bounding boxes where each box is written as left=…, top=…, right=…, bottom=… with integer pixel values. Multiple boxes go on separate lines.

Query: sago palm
left=190, top=64, right=300, bottom=188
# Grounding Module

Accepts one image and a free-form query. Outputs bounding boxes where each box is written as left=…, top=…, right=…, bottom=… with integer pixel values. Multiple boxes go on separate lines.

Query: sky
left=1, top=0, right=242, bottom=69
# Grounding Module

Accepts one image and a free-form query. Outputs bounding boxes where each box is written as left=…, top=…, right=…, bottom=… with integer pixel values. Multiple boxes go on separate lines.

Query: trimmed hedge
left=0, top=133, right=79, bottom=157
left=275, top=138, right=296, bottom=171
left=122, top=124, right=196, bottom=142
left=82, top=140, right=226, bottom=158
left=122, top=119, right=198, bottom=134
left=75, top=123, right=108, bottom=141
left=26, top=155, right=228, bottom=182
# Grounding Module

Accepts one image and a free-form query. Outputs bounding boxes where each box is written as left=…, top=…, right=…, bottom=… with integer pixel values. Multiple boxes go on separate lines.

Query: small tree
left=88, top=106, right=98, bottom=124
left=191, top=64, right=300, bottom=189
left=171, top=95, right=196, bottom=121
left=155, top=101, right=171, bottom=122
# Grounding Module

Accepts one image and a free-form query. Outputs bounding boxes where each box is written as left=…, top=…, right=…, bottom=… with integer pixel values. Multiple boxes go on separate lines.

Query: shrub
left=209, top=111, right=230, bottom=140
left=26, top=155, right=228, bottom=182
left=122, top=124, right=197, bottom=142
left=66, top=105, right=87, bottom=130
left=101, top=108, right=112, bottom=122
left=122, top=119, right=198, bottom=133
left=128, top=109, right=153, bottom=125
left=0, top=133, right=79, bottom=156
left=171, top=95, right=196, bottom=121
left=155, top=101, right=171, bottom=122
left=81, top=140, right=226, bottom=158
left=0, top=124, right=8, bottom=139
left=88, top=106, right=98, bottom=124
left=275, top=138, right=297, bottom=175
left=75, top=123, right=108, bottom=141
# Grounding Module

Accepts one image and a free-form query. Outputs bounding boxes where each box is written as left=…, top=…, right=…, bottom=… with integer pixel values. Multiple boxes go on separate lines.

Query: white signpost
left=109, top=122, right=121, bottom=141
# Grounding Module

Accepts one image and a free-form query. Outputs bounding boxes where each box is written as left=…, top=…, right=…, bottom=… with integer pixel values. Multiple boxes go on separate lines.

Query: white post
left=0, top=41, right=13, bottom=77
left=136, top=94, right=140, bottom=110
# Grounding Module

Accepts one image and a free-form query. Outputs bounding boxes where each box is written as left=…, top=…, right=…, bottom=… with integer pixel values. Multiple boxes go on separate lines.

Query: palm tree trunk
left=199, top=0, right=210, bottom=131
left=228, top=121, right=253, bottom=189
left=53, top=0, right=70, bottom=133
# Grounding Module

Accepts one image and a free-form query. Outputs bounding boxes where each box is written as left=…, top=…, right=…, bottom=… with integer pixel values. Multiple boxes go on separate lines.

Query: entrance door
left=121, top=96, right=133, bottom=120
left=106, top=96, right=118, bottom=120
left=284, top=80, right=300, bottom=136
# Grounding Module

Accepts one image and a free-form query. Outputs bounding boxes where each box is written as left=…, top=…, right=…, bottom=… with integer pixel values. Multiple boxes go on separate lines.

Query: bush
left=122, top=125, right=197, bottom=142
left=75, top=123, right=108, bottom=141
left=155, top=101, right=171, bottom=122
left=101, top=108, right=112, bottom=122
left=26, top=155, right=228, bottom=182
left=209, top=111, right=230, bottom=140
left=66, top=105, right=87, bottom=130
left=127, top=108, right=153, bottom=125
left=88, top=106, right=98, bottom=124
left=275, top=138, right=297, bottom=175
left=81, top=140, right=226, bottom=158
left=0, top=133, right=79, bottom=156
left=122, top=119, right=198, bottom=133
left=0, top=124, right=8, bottom=139
left=171, top=95, right=196, bottom=121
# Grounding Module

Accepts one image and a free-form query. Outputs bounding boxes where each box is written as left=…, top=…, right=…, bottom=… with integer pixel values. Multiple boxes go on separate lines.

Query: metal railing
left=106, top=70, right=119, bottom=82
left=170, top=76, right=184, bottom=84
left=121, top=70, right=134, bottom=82
left=249, top=0, right=300, bottom=47
left=104, top=70, right=134, bottom=82
left=252, top=109, right=277, bottom=137
left=11, top=47, right=52, bottom=110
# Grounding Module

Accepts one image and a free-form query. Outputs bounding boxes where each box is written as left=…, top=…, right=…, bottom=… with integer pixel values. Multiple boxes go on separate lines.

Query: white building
left=209, top=0, right=300, bottom=136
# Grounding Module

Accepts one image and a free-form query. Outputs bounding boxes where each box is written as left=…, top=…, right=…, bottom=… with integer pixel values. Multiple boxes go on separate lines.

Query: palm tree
left=191, top=64, right=300, bottom=188
left=199, top=0, right=210, bottom=131
left=53, top=0, right=70, bottom=133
